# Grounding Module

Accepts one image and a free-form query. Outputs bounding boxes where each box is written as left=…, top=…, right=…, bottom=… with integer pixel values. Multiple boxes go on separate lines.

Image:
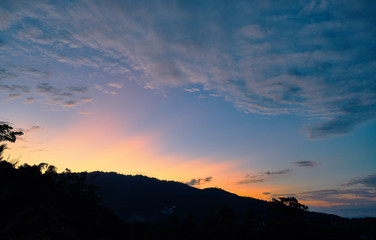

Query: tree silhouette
left=0, top=124, right=23, bottom=143
left=0, top=124, right=23, bottom=162
left=271, top=197, right=308, bottom=211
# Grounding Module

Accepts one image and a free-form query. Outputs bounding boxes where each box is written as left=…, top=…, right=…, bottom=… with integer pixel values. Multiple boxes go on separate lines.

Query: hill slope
left=87, top=171, right=268, bottom=222
left=87, top=171, right=376, bottom=239
left=2, top=161, right=375, bottom=240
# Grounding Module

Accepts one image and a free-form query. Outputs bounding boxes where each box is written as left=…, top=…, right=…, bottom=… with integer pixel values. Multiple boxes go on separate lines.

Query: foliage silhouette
left=271, top=196, right=309, bottom=211
left=0, top=124, right=23, bottom=143
left=0, top=160, right=127, bottom=239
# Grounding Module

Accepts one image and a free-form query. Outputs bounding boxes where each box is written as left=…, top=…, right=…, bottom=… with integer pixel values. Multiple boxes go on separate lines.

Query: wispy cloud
left=237, top=169, right=290, bottom=185
left=108, top=83, right=123, bottom=89
left=237, top=178, right=264, bottom=185
left=346, top=174, right=376, bottom=188
left=1, top=0, right=375, bottom=137
left=79, top=111, right=93, bottom=115
left=185, top=176, right=213, bottom=186
left=62, top=100, right=78, bottom=107
left=21, top=125, right=41, bottom=133
left=33, top=83, right=91, bottom=107
left=292, top=161, right=318, bottom=167
left=24, top=97, right=35, bottom=104
left=7, top=93, right=22, bottom=101
left=184, top=88, right=200, bottom=93
left=268, top=172, right=376, bottom=216
left=36, top=83, right=61, bottom=96
left=95, top=84, right=117, bottom=95
left=265, top=169, right=290, bottom=175
left=68, top=86, right=89, bottom=93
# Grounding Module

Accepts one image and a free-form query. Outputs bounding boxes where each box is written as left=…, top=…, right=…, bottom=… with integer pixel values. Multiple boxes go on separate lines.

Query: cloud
left=68, top=86, right=89, bottom=93
left=95, top=84, right=117, bottom=95
left=274, top=172, right=376, bottom=217
left=292, top=161, right=318, bottom=167
left=184, top=88, right=200, bottom=93
left=81, top=97, right=93, bottom=103
left=0, top=84, right=30, bottom=93
left=299, top=187, right=376, bottom=206
left=24, top=97, right=35, bottom=104
left=34, top=83, right=91, bottom=107
left=265, top=169, right=290, bottom=175
left=21, top=125, right=41, bottom=133
left=185, top=176, right=213, bottom=186
left=1, top=0, right=376, bottom=137
left=108, top=83, right=123, bottom=89
left=7, top=93, right=22, bottom=101
left=0, top=9, right=12, bottom=30
left=62, top=100, right=78, bottom=107
left=237, top=169, right=290, bottom=184
left=347, top=174, right=376, bottom=188
left=238, top=24, right=266, bottom=39
left=79, top=111, right=93, bottom=115
left=36, top=83, right=61, bottom=95
left=237, top=178, right=264, bottom=185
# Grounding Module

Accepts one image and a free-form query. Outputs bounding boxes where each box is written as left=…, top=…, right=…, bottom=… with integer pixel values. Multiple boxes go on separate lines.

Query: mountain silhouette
left=2, top=123, right=375, bottom=239
left=86, top=171, right=376, bottom=239
left=87, top=171, right=268, bottom=222
left=1, top=161, right=375, bottom=239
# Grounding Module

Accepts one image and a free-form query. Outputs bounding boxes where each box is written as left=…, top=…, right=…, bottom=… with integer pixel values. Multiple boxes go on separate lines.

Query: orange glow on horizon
left=6, top=116, right=265, bottom=200
left=4, top=116, right=321, bottom=203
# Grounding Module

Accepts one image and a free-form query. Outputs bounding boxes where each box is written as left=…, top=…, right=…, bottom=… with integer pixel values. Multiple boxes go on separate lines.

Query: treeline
left=1, top=159, right=375, bottom=240
left=1, top=123, right=375, bottom=239
left=0, top=160, right=126, bottom=239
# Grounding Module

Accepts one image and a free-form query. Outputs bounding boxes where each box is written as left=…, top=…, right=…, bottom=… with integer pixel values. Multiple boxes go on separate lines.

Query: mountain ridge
left=86, top=171, right=337, bottom=222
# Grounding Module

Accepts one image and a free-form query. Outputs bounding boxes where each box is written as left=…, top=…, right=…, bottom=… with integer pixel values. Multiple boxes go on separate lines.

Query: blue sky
left=1, top=0, right=376, bottom=217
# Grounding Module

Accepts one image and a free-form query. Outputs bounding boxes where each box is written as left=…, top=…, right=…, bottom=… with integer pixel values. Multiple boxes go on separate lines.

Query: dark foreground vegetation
left=1, top=160, right=375, bottom=240
left=1, top=123, right=375, bottom=239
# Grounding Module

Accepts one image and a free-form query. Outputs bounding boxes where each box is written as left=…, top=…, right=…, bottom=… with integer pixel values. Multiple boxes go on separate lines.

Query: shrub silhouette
left=0, top=123, right=126, bottom=239
left=0, top=124, right=23, bottom=143
left=271, top=196, right=309, bottom=211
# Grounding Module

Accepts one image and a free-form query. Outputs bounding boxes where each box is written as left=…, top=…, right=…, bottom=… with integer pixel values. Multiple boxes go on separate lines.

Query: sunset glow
left=1, top=0, right=376, bottom=218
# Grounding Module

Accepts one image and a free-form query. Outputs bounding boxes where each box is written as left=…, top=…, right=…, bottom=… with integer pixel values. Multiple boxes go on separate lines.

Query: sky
left=1, top=0, right=376, bottom=218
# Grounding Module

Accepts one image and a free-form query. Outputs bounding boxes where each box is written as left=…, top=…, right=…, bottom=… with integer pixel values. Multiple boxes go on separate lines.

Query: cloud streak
left=1, top=0, right=375, bottom=137
left=267, top=172, right=376, bottom=217
left=346, top=174, right=376, bottom=188
left=292, top=161, right=318, bottom=167
left=237, top=169, right=290, bottom=185
left=185, top=176, right=213, bottom=186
